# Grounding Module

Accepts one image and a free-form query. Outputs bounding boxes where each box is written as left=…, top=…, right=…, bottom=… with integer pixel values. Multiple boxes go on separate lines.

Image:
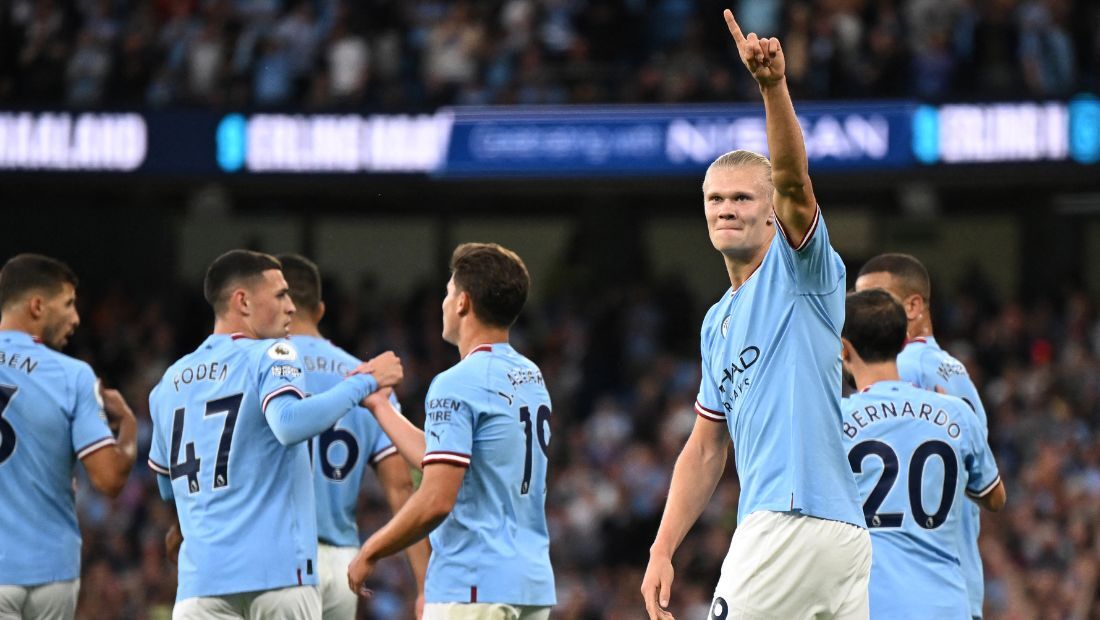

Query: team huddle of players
left=0, top=9, right=1004, bottom=620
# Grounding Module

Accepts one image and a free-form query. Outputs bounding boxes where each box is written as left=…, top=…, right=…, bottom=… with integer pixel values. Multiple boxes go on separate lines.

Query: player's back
left=294, top=335, right=396, bottom=547
left=0, top=330, right=113, bottom=586
left=148, top=334, right=315, bottom=600
left=899, top=336, right=988, bottom=617
left=422, top=344, right=555, bottom=606
left=841, top=381, right=1000, bottom=619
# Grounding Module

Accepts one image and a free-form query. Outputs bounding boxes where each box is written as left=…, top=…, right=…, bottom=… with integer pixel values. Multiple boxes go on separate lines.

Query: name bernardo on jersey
left=843, top=398, right=963, bottom=440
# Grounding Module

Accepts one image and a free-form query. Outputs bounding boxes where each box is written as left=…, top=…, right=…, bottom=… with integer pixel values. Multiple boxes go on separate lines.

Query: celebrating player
left=839, top=289, right=1005, bottom=618
left=277, top=253, right=430, bottom=620
left=642, top=10, right=870, bottom=620
left=347, top=243, right=555, bottom=620
left=0, top=254, right=137, bottom=620
left=855, top=253, right=991, bottom=618
left=148, top=250, right=402, bottom=619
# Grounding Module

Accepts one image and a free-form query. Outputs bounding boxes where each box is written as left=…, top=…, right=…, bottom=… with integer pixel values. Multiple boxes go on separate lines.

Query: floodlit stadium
left=1, top=1, right=1099, bottom=618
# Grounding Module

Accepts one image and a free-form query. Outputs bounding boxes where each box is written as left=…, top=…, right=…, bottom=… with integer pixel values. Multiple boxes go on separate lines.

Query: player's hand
left=724, top=9, right=785, bottom=87
left=165, top=523, right=183, bottom=564
left=641, top=553, right=677, bottom=620
left=350, top=351, right=404, bottom=388
left=361, top=386, right=394, bottom=411
left=99, top=385, right=135, bottom=435
left=347, top=548, right=377, bottom=596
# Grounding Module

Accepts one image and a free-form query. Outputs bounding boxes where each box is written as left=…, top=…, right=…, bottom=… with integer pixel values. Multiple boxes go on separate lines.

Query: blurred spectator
left=2, top=0, right=1098, bottom=108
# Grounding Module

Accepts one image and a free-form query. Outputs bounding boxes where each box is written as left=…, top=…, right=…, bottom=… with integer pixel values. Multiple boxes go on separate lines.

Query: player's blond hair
left=703, top=150, right=772, bottom=189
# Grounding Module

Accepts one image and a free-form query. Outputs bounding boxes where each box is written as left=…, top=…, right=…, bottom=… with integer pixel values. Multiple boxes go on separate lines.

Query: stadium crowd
left=58, top=260, right=1100, bottom=619
left=1, top=0, right=1098, bottom=109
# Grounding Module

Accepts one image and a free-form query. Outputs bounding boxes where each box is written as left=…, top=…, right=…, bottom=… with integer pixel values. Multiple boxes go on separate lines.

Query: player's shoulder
left=245, top=338, right=301, bottom=365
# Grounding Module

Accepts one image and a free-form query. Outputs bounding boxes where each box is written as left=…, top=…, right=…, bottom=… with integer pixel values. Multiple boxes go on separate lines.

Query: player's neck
left=0, top=314, right=41, bottom=339
left=852, top=361, right=900, bottom=391
left=723, top=238, right=770, bottom=291
left=907, top=317, right=934, bottom=339
left=287, top=318, right=322, bottom=338
left=456, top=323, right=509, bottom=359
left=213, top=316, right=256, bottom=338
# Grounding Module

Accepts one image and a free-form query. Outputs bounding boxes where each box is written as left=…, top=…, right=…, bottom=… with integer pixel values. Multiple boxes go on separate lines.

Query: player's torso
left=701, top=242, right=857, bottom=525
left=427, top=345, right=556, bottom=605
left=152, top=335, right=316, bottom=596
left=0, top=332, right=89, bottom=583
left=296, top=336, right=377, bottom=547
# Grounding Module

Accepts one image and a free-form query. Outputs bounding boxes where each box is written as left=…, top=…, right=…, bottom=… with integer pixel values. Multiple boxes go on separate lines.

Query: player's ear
left=230, top=287, right=249, bottom=316
left=903, top=294, right=923, bottom=321
left=315, top=301, right=326, bottom=322
left=839, top=337, right=854, bottom=364
left=456, top=290, right=471, bottom=317
left=26, top=294, right=45, bottom=319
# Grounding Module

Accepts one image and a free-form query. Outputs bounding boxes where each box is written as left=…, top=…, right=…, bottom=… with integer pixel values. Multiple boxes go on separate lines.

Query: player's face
left=854, top=271, right=901, bottom=300
left=39, top=282, right=79, bottom=350
left=441, top=276, right=460, bottom=345
left=703, top=166, right=774, bottom=259
left=247, top=269, right=295, bottom=339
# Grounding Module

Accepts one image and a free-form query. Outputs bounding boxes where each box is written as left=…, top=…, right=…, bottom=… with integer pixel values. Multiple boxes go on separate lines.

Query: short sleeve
left=257, top=341, right=308, bottom=414
left=421, top=376, right=474, bottom=468
left=774, top=208, right=845, bottom=295
left=963, top=414, right=1001, bottom=499
left=71, top=364, right=115, bottom=460
left=695, top=353, right=726, bottom=423
left=147, top=384, right=170, bottom=475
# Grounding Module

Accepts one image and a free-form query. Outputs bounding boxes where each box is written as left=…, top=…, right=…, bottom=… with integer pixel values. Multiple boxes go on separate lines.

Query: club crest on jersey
left=267, top=342, right=297, bottom=361
left=721, top=315, right=731, bottom=338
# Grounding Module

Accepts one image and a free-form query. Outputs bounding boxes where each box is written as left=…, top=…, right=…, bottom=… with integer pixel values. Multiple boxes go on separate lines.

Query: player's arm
left=375, top=455, right=432, bottom=608
left=364, top=389, right=426, bottom=469
left=968, top=477, right=1006, bottom=512
left=347, top=463, right=464, bottom=593
left=266, top=352, right=402, bottom=445
left=724, top=9, right=817, bottom=245
left=80, top=387, right=137, bottom=498
left=642, top=415, right=730, bottom=620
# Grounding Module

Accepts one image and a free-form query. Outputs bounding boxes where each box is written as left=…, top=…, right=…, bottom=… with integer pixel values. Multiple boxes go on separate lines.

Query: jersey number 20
left=848, top=439, right=958, bottom=530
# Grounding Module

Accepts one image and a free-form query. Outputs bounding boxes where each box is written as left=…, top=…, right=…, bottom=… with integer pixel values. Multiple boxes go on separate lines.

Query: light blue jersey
left=148, top=334, right=314, bottom=600
left=695, top=211, right=864, bottom=527
left=841, top=381, right=1000, bottom=620
left=295, top=335, right=398, bottom=548
left=421, top=343, right=555, bottom=606
left=0, top=330, right=115, bottom=586
left=899, top=336, right=988, bottom=618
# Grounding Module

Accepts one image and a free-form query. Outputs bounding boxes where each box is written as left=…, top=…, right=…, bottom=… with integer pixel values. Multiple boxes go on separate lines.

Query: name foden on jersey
left=173, top=361, right=229, bottom=392
left=716, top=345, right=760, bottom=412
left=0, top=350, right=38, bottom=375
left=844, top=399, right=962, bottom=440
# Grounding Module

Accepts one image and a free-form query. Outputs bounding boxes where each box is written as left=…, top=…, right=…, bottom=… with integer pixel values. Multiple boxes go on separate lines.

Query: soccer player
left=839, top=289, right=1005, bottom=619
left=277, top=254, right=430, bottom=620
left=347, top=243, right=555, bottom=620
left=641, top=10, right=870, bottom=620
left=0, top=253, right=137, bottom=619
left=855, top=253, right=990, bottom=618
left=148, top=250, right=402, bottom=620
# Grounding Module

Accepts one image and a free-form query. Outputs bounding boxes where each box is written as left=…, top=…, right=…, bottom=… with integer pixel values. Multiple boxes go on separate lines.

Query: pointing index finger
left=724, top=9, right=746, bottom=45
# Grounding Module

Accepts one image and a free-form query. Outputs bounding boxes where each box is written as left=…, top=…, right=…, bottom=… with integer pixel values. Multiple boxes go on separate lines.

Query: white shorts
left=710, top=511, right=871, bottom=620
left=317, top=543, right=358, bottom=620
left=0, top=579, right=79, bottom=620
left=173, top=585, right=321, bottom=620
left=423, top=602, right=552, bottom=620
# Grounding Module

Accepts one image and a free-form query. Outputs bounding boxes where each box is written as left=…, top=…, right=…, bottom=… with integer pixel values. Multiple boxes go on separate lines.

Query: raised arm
left=641, top=416, right=731, bottom=620
left=724, top=9, right=817, bottom=245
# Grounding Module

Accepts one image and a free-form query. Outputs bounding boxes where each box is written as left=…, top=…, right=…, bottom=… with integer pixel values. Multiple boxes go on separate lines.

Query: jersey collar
left=464, top=344, right=494, bottom=359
